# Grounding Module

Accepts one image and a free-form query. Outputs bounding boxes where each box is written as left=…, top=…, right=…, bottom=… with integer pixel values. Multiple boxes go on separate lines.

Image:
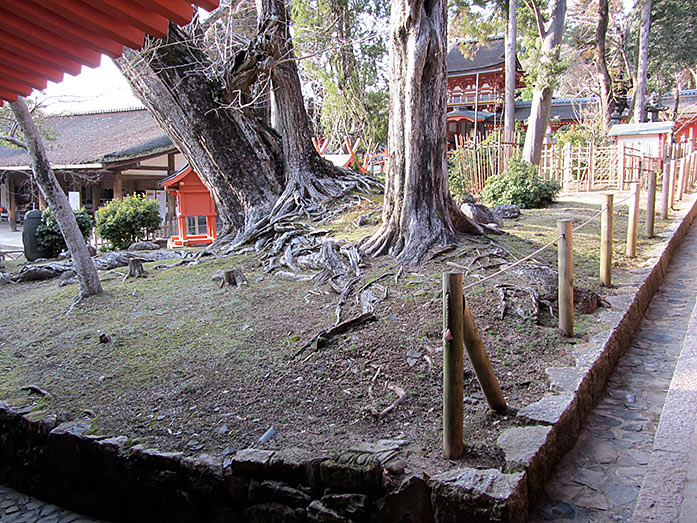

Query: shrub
left=448, top=148, right=474, bottom=204
left=36, top=207, right=94, bottom=258
left=95, top=195, right=161, bottom=250
left=482, top=158, right=560, bottom=209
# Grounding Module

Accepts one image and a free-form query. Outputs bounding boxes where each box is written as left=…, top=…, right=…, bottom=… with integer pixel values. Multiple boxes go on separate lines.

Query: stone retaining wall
left=1, top=196, right=696, bottom=522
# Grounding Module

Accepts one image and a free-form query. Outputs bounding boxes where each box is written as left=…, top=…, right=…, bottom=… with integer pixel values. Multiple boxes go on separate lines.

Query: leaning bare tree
left=7, top=98, right=102, bottom=298
left=521, top=0, right=567, bottom=165
left=595, top=0, right=615, bottom=129
left=117, top=0, right=371, bottom=249
left=504, top=0, right=518, bottom=143
left=361, top=0, right=482, bottom=264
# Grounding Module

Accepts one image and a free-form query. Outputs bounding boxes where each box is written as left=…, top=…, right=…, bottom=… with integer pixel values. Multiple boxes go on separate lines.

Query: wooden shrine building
left=0, top=108, right=187, bottom=231
left=446, top=38, right=525, bottom=145
left=160, top=166, right=218, bottom=246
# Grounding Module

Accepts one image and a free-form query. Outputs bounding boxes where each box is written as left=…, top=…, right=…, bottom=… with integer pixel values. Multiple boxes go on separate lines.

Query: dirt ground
left=0, top=191, right=688, bottom=477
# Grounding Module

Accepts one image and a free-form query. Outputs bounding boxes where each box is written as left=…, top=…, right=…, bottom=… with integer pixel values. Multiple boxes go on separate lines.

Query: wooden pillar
left=600, top=194, right=613, bottom=287
left=442, top=273, right=464, bottom=459
left=91, top=184, right=100, bottom=214
left=558, top=219, right=574, bottom=337
left=113, top=172, right=123, bottom=201
left=7, top=177, right=17, bottom=232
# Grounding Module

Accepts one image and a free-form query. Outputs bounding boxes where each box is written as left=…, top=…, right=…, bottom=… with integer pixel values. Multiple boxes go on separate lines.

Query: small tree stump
left=219, top=268, right=248, bottom=288
left=124, top=258, right=147, bottom=281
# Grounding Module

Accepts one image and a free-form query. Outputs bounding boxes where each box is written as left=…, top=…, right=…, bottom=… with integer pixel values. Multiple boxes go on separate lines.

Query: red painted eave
left=0, top=0, right=220, bottom=106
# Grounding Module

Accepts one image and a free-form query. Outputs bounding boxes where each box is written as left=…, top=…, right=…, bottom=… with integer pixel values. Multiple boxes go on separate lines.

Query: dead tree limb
left=292, top=312, right=376, bottom=359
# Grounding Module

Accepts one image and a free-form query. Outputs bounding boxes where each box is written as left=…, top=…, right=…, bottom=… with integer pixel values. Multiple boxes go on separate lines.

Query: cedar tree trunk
left=116, top=24, right=285, bottom=240
left=595, top=0, right=614, bottom=129
left=504, top=0, right=518, bottom=143
left=362, top=0, right=482, bottom=264
left=522, top=0, right=567, bottom=165
left=633, top=0, right=652, bottom=123
left=9, top=98, right=102, bottom=298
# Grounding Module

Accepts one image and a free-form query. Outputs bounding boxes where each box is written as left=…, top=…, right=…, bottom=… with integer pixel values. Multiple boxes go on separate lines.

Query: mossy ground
left=0, top=189, right=691, bottom=475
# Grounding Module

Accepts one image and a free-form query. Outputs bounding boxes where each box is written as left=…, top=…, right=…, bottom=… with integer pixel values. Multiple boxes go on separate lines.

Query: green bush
left=95, top=195, right=161, bottom=250
left=481, top=158, right=560, bottom=209
left=36, top=207, right=94, bottom=258
left=447, top=148, right=474, bottom=203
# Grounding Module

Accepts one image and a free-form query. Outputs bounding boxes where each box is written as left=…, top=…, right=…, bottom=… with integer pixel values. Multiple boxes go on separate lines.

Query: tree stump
left=219, top=268, right=248, bottom=288
left=124, top=258, right=147, bottom=280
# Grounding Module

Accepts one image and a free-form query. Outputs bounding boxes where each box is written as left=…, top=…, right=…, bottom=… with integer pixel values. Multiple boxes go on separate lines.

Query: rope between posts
left=461, top=190, right=638, bottom=292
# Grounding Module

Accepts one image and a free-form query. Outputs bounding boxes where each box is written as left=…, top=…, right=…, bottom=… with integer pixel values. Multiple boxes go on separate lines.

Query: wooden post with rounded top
left=442, top=273, right=464, bottom=459
left=558, top=219, right=574, bottom=337
left=600, top=194, right=613, bottom=287
left=646, top=171, right=656, bottom=238
left=661, top=160, right=670, bottom=220
left=626, top=182, right=640, bottom=258
left=462, top=296, right=507, bottom=412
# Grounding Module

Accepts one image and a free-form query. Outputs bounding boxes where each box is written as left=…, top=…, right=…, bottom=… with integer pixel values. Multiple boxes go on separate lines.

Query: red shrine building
left=446, top=38, right=525, bottom=145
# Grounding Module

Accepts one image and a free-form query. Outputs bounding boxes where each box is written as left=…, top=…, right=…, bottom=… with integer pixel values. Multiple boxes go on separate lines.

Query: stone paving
left=0, top=484, right=100, bottom=522
left=531, top=224, right=697, bottom=522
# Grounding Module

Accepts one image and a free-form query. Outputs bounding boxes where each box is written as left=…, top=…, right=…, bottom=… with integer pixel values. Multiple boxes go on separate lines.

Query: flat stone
left=497, top=425, right=552, bottom=472
left=545, top=367, right=585, bottom=393
left=574, top=491, right=610, bottom=510
left=572, top=468, right=604, bottom=490
left=517, top=392, right=575, bottom=425
left=604, top=481, right=638, bottom=506
left=537, top=500, right=577, bottom=520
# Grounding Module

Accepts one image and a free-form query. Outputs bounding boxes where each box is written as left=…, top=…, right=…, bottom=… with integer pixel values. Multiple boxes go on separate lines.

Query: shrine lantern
left=161, top=166, right=217, bottom=246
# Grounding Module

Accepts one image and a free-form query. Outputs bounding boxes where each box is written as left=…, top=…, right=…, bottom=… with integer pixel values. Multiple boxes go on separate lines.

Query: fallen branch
left=292, top=312, right=376, bottom=359
left=335, top=277, right=360, bottom=325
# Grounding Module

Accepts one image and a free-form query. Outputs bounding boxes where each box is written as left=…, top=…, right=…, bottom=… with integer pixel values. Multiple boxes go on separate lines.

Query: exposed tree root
left=292, top=312, right=376, bottom=359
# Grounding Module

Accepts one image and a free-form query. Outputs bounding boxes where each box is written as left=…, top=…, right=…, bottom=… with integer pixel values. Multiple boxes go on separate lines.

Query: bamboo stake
left=600, top=194, right=614, bottom=287
left=558, top=219, right=574, bottom=337
left=462, top=296, right=507, bottom=412
left=626, top=182, right=641, bottom=258
left=646, top=170, right=657, bottom=238
left=442, top=273, right=464, bottom=459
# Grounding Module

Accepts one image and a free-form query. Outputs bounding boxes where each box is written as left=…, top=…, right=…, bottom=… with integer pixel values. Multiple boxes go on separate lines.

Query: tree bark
left=633, top=0, right=652, bottom=123
left=254, top=0, right=348, bottom=216
left=521, top=0, right=567, bottom=166
left=116, top=24, right=285, bottom=240
left=504, top=0, right=518, bottom=143
left=9, top=98, right=102, bottom=298
left=362, top=0, right=482, bottom=265
left=595, top=0, right=614, bottom=129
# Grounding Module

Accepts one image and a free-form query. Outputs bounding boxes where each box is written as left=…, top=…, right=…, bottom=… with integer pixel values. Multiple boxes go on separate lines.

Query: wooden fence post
left=601, top=194, right=614, bottom=287
left=661, top=159, right=670, bottom=220
left=442, top=273, right=464, bottom=459
left=462, top=297, right=507, bottom=412
left=558, top=219, right=574, bottom=337
left=669, top=159, right=677, bottom=209
left=626, top=182, right=640, bottom=258
left=617, top=145, right=625, bottom=190
left=646, top=171, right=657, bottom=238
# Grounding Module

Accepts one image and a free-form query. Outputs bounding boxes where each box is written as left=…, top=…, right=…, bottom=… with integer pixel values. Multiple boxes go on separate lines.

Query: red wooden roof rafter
left=0, top=0, right=220, bottom=105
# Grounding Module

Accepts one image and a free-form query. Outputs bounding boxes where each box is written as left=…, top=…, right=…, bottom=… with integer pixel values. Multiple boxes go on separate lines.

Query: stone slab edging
left=492, top=192, right=697, bottom=518
left=1, top=195, right=697, bottom=523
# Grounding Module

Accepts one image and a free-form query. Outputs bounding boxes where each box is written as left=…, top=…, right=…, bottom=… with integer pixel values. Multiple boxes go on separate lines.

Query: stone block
left=545, top=367, right=584, bottom=393
left=430, top=468, right=527, bottom=523
left=319, top=456, right=383, bottom=493
left=248, top=480, right=312, bottom=508
left=497, top=426, right=553, bottom=502
left=517, top=392, right=575, bottom=425
left=245, top=502, right=303, bottom=522
left=376, top=474, right=434, bottom=523
left=306, top=499, right=350, bottom=522
left=230, top=449, right=275, bottom=476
